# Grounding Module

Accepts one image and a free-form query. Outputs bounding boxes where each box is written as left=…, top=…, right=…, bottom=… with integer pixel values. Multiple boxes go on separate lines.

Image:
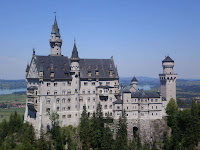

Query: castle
left=24, top=17, right=178, bottom=138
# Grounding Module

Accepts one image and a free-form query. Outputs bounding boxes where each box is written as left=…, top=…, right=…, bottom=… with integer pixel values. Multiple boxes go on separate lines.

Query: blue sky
left=0, top=0, right=200, bottom=79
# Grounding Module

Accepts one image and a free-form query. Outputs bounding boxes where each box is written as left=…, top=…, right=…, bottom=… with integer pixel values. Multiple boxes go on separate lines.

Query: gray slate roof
left=162, top=56, right=174, bottom=63
left=131, top=76, right=138, bottom=82
left=131, top=91, right=160, bottom=98
left=79, top=59, right=118, bottom=79
left=34, top=56, right=71, bottom=80
left=29, top=56, right=118, bottom=80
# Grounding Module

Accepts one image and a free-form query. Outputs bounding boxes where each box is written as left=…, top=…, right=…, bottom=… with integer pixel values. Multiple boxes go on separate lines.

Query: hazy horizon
left=1, top=0, right=200, bottom=79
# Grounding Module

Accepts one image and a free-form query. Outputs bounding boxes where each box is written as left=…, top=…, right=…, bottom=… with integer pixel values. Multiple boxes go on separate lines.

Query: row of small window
left=139, top=99, right=158, bottom=103
left=82, top=89, right=96, bottom=94
left=46, top=98, right=71, bottom=104
left=86, top=104, right=113, bottom=110
left=151, top=106, right=158, bottom=109
left=46, top=106, right=77, bottom=112
left=117, top=106, right=137, bottom=110
left=126, top=113, right=137, bottom=116
left=160, top=77, right=176, bottom=80
left=99, top=89, right=113, bottom=94
left=46, top=82, right=71, bottom=87
left=140, top=112, right=158, bottom=116
left=47, top=90, right=77, bottom=95
left=83, top=82, right=110, bottom=86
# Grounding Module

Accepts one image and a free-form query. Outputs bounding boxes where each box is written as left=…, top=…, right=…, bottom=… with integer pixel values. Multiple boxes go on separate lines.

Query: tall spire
left=51, top=14, right=60, bottom=37
left=50, top=13, right=62, bottom=56
left=71, top=38, right=79, bottom=59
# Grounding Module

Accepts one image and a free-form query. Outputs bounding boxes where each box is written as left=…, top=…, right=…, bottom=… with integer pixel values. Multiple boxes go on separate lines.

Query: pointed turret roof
left=71, top=39, right=79, bottom=59
left=162, top=56, right=174, bottom=63
left=131, top=76, right=138, bottom=82
left=51, top=16, right=60, bottom=37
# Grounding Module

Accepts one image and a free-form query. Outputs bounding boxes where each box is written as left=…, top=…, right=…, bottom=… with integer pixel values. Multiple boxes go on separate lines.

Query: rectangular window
left=99, top=82, right=102, bottom=86
left=106, top=82, right=110, bottom=85
left=54, top=83, right=57, bottom=86
left=84, top=82, right=88, bottom=86
left=92, top=82, right=95, bottom=86
left=47, top=83, right=50, bottom=86
left=46, top=108, right=50, bottom=112
left=67, top=114, right=71, bottom=118
left=62, top=115, right=66, bottom=119
left=68, top=81, right=71, bottom=86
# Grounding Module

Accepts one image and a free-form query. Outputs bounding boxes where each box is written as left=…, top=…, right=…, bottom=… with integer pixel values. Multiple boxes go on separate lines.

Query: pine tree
left=90, top=103, right=104, bottom=149
left=37, top=125, right=48, bottom=150
left=115, top=110, right=128, bottom=150
left=101, top=126, right=114, bottom=150
left=80, top=105, right=90, bottom=150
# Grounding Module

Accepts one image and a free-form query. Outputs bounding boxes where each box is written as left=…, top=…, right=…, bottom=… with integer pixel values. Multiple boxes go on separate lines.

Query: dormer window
left=95, top=70, right=99, bottom=76
left=88, top=71, right=92, bottom=77
left=109, top=70, right=113, bottom=76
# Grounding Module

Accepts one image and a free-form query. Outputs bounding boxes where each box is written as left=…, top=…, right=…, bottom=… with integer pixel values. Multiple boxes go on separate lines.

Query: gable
left=27, top=59, right=39, bottom=79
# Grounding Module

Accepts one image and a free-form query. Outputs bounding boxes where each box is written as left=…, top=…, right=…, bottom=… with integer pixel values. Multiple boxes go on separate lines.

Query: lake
left=0, top=85, right=152, bottom=95
left=137, top=85, right=152, bottom=90
left=0, top=88, right=27, bottom=95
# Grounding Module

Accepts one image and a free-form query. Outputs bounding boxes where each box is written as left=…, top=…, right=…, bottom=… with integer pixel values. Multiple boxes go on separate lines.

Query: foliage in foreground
left=164, top=98, right=200, bottom=150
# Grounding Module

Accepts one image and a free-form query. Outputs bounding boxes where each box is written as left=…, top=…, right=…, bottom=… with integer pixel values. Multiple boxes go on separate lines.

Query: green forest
left=1, top=101, right=200, bottom=150
left=0, top=80, right=26, bottom=89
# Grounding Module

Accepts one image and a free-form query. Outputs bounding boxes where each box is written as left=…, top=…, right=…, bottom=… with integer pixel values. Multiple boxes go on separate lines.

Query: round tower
left=162, top=56, right=174, bottom=74
left=49, top=16, right=62, bottom=56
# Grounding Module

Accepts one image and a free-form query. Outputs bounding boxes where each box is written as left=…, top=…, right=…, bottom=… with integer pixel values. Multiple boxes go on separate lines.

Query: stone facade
left=24, top=17, right=177, bottom=140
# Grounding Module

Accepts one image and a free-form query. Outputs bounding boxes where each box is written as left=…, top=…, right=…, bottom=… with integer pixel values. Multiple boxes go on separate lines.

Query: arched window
left=56, top=98, right=60, bottom=104
left=68, top=98, right=71, bottom=103
left=62, top=98, right=65, bottom=103
left=54, top=90, right=57, bottom=95
left=46, top=98, right=51, bottom=104
left=82, top=89, right=85, bottom=94
left=47, top=90, right=50, bottom=95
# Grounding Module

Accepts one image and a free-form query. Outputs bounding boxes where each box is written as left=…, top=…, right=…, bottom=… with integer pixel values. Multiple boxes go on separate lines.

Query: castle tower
left=130, top=76, right=138, bottom=92
left=49, top=16, right=62, bottom=56
left=70, top=40, right=81, bottom=125
left=159, top=56, right=178, bottom=108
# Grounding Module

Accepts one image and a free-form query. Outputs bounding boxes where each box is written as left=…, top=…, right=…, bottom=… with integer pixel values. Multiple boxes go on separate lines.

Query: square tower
left=159, top=56, right=178, bottom=108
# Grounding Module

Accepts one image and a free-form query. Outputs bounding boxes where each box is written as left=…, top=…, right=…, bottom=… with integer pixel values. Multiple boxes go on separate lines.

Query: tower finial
left=74, top=37, right=76, bottom=45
